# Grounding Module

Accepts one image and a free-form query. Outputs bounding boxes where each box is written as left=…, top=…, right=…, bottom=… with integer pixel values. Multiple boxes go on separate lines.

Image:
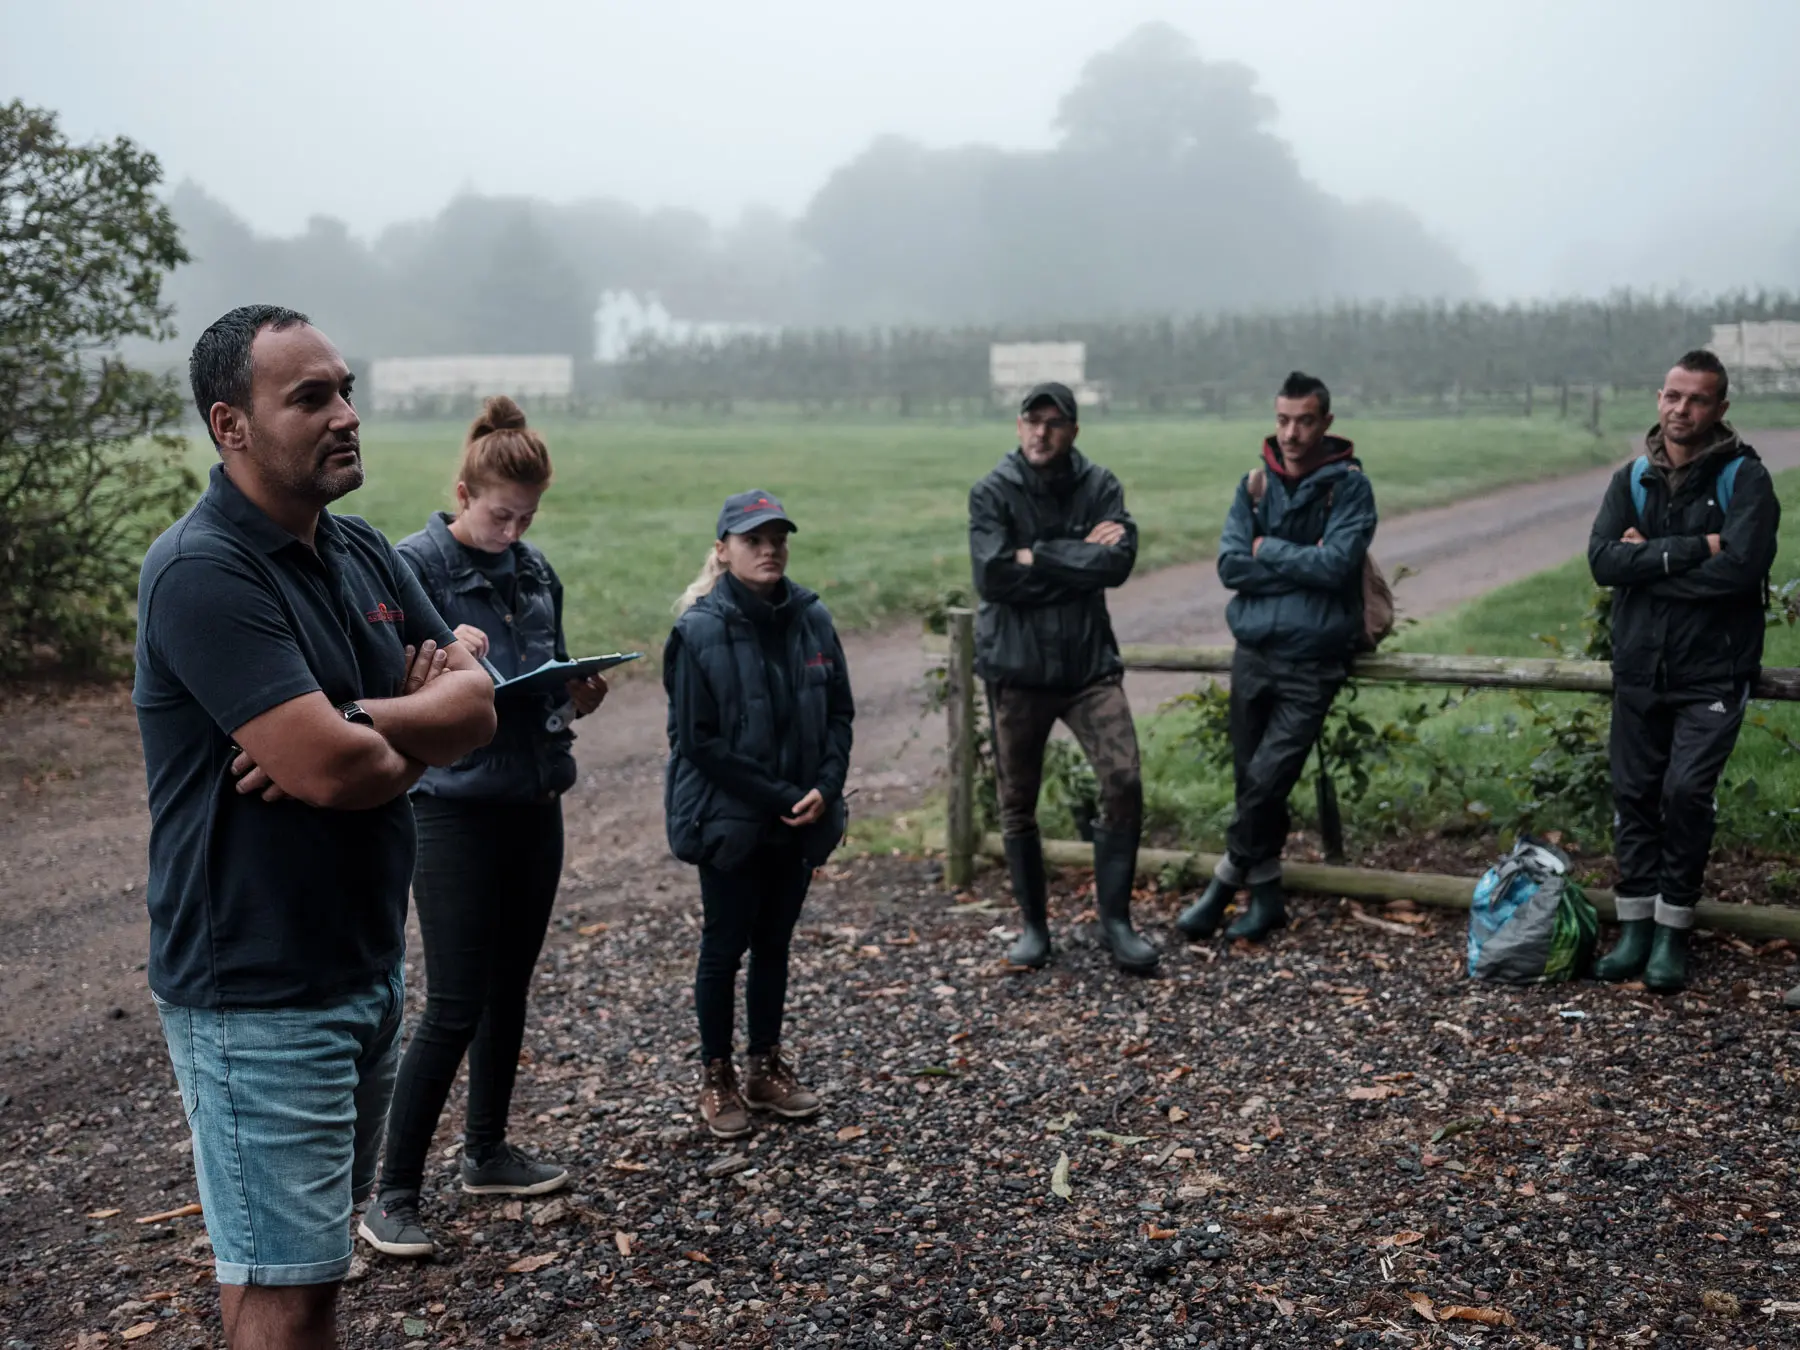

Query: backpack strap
left=1716, top=455, right=1744, bottom=515
left=1629, top=454, right=1651, bottom=524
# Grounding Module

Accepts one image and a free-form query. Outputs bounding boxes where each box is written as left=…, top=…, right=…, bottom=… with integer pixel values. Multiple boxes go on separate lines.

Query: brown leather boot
left=744, top=1047, right=822, bottom=1119
left=698, top=1058, right=752, bottom=1139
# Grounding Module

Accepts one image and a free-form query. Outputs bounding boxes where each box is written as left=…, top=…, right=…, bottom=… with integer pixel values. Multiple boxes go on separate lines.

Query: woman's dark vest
left=396, top=512, right=577, bottom=803
left=663, top=581, right=846, bottom=871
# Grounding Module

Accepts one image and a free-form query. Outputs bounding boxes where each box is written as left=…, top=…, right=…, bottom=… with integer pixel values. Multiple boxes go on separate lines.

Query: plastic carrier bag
left=1467, top=837, right=1598, bottom=983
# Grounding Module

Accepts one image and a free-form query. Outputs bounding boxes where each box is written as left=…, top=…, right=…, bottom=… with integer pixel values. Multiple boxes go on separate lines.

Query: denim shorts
left=153, top=963, right=405, bottom=1286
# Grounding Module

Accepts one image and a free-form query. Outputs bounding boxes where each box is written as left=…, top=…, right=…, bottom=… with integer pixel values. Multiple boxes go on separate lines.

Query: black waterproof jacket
left=968, top=447, right=1136, bottom=690
left=397, top=512, right=577, bottom=802
left=1217, top=437, right=1377, bottom=662
left=1588, top=425, right=1780, bottom=691
left=662, top=574, right=855, bottom=872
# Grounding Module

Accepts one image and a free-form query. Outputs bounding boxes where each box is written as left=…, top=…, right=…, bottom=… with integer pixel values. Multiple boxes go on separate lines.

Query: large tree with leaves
left=0, top=101, right=195, bottom=675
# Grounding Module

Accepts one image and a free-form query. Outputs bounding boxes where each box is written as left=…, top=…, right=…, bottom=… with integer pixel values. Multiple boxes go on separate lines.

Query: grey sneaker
left=460, top=1142, right=570, bottom=1196
left=358, top=1189, right=434, bottom=1258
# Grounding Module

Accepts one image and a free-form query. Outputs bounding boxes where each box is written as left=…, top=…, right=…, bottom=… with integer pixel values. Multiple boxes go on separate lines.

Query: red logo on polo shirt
left=365, top=602, right=405, bottom=624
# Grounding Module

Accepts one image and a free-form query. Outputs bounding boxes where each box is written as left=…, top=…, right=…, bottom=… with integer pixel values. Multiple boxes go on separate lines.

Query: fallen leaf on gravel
left=704, top=1153, right=753, bottom=1178
left=1349, top=908, right=1420, bottom=936
left=1406, top=1291, right=1438, bottom=1322
left=1439, top=1305, right=1516, bottom=1327
left=1050, top=1152, right=1072, bottom=1200
left=134, top=1203, right=202, bottom=1224
left=1517, top=1181, right=1537, bottom=1196
left=576, top=922, right=609, bottom=936
left=860, top=985, right=910, bottom=997
left=1167, top=1106, right=1189, bottom=1123
left=402, top=1319, right=428, bottom=1337
left=121, top=1325, right=157, bottom=1341
left=530, top=1197, right=570, bottom=1226
left=502, top=1200, right=523, bottom=1221
left=1044, top=1111, right=1077, bottom=1133
left=1701, top=1290, right=1742, bottom=1316
left=1430, top=1118, right=1482, bottom=1143
left=1346, top=1084, right=1401, bottom=1101
left=1378, top=1230, right=1426, bottom=1247
left=1144, top=1224, right=1178, bottom=1240
left=1761, top=1300, right=1800, bottom=1315
left=1774, top=1241, right=1800, bottom=1256
left=610, top=1159, right=650, bottom=1172
left=506, top=1253, right=559, bottom=1274
left=835, top=1125, right=868, bottom=1142
left=682, top=1249, right=712, bottom=1264
left=613, top=1231, right=635, bottom=1257
left=1084, top=1129, right=1149, bottom=1147
left=86, top=1208, right=121, bottom=1219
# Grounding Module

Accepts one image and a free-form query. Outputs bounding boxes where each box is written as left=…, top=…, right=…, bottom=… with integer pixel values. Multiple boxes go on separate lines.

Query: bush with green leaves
left=0, top=101, right=195, bottom=675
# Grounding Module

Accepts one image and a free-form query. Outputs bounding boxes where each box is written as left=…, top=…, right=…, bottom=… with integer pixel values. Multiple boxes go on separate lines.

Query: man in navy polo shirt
left=135, top=305, right=496, bottom=1348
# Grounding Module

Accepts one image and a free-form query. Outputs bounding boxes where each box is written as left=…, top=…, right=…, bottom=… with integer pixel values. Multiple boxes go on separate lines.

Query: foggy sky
left=5, top=0, right=1798, bottom=300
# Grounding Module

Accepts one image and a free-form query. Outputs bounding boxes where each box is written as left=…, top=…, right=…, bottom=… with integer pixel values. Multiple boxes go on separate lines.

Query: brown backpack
left=1247, top=465, right=1393, bottom=652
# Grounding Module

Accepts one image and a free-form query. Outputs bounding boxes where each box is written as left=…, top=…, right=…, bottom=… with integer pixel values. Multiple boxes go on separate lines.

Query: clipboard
left=493, top=653, right=642, bottom=699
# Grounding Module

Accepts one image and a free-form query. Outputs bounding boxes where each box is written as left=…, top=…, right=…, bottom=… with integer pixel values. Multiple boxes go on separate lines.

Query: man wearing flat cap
left=968, top=382, right=1157, bottom=974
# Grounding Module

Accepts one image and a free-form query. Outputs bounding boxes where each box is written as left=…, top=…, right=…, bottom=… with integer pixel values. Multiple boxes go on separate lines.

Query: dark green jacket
left=969, top=448, right=1136, bottom=689
left=1217, top=438, right=1377, bottom=661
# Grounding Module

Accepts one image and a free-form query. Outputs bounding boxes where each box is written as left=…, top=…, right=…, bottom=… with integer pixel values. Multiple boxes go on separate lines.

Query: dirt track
left=4, top=432, right=1798, bottom=1091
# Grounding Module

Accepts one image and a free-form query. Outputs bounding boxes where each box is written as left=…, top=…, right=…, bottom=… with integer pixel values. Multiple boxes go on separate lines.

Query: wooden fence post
left=1589, top=385, right=1602, bottom=436
left=944, top=607, right=977, bottom=890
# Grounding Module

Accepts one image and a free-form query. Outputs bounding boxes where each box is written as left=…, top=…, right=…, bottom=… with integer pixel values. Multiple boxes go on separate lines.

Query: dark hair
left=189, top=304, right=311, bottom=445
left=457, top=395, right=552, bottom=495
left=1277, top=370, right=1331, bottom=417
left=1673, top=348, right=1729, bottom=401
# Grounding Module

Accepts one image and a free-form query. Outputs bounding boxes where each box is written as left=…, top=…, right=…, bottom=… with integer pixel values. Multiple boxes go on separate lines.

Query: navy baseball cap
left=1020, top=381, right=1079, bottom=420
left=717, top=489, right=797, bottom=538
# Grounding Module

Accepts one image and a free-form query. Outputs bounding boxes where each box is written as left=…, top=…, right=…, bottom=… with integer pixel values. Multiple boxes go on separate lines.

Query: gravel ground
left=5, top=852, right=1800, bottom=1349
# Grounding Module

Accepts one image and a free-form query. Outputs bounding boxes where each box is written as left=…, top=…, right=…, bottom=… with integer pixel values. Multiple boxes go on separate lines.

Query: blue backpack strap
left=1629, top=454, right=1651, bottom=523
left=1716, top=455, right=1743, bottom=514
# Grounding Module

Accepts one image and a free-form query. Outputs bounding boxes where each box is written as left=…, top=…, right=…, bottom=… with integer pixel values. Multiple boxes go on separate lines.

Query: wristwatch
left=339, top=701, right=374, bottom=727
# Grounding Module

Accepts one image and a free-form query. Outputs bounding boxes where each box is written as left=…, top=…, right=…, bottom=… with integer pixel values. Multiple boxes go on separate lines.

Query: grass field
left=1125, top=464, right=1800, bottom=859
left=248, top=411, right=1641, bottom=662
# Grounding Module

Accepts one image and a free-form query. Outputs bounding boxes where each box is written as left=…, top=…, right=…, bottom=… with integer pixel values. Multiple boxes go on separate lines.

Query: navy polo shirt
left=133, top=465, right=454, bottom=1008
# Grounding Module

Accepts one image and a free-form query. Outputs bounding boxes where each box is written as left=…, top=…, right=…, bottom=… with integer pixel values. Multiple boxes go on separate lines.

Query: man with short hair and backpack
left=1178, top=372, right=1379, bottom=945
left=1589, top=350, right=1779, bottom=994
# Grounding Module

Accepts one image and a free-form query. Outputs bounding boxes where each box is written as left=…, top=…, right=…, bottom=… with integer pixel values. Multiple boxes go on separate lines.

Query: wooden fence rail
left=936, top=607, right=1800, bottom=939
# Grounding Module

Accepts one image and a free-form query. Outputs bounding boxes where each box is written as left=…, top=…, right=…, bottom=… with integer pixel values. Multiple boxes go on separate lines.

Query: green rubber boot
left=1225, top=878, right=1288, bottom=943
left=1594, top=918, right=1654, bottom=982
left=1784, top=984, right=1800, bottom=1011
left=1642, top=924, right=1690, bottom=994
left=1175, top=877, right=1233, bottom=940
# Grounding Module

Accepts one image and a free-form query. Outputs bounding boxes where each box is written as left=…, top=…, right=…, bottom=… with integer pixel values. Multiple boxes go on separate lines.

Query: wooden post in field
left=1589, top=385, right=1602, bottom=436
left=944, top=607, right=977, bottom=890
left=1524, top=382, right=1534, bottom=417
left=1559, top=380, right=1569, bottom=419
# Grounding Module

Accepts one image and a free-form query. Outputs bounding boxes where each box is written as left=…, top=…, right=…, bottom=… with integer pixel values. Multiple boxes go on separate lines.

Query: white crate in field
left=1708, top=322, right=1800, bottom=390
left=990, top=342, right=1105, bottom=407
left=369, top=355, right=574, bottom=413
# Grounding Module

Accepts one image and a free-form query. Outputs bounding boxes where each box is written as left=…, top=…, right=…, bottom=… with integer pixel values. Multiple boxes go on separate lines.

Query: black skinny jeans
left=695, top=841, right=813, bottom=1063
left=380, top=796, right=563, bottom=1194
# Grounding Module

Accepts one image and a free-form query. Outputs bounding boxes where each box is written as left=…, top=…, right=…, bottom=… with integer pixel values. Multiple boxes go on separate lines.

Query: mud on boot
left=1092, top=823, right=1159, bottom=974
left=1175, top=876, right=1234, bottom=941
left=1225, top=878, right=1287, bottom=943
left=1003, top=833, right=1053, bottom=968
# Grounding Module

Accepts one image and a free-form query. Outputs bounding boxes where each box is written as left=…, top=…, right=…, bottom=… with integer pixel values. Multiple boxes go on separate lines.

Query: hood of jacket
left=692, top=572, right=820, bottom=628
left=993, top=445, right=1095, bottom=498
left=1646, top=421, right=1743, bottom=497
left=1260, top=434, right=1357, bottom=487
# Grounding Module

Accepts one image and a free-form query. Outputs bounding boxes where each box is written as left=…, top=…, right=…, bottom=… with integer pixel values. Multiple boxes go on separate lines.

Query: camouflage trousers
left=987, top=675, right=1142, bottom=838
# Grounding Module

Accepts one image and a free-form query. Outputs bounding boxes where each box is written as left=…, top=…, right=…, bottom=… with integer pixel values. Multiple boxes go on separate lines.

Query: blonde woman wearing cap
left=663, top=490, right=855, bottom=1138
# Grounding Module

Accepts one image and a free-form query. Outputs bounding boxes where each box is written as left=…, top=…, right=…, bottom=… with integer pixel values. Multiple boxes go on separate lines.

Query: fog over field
left=5, top=0, right=1798, bottom=348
